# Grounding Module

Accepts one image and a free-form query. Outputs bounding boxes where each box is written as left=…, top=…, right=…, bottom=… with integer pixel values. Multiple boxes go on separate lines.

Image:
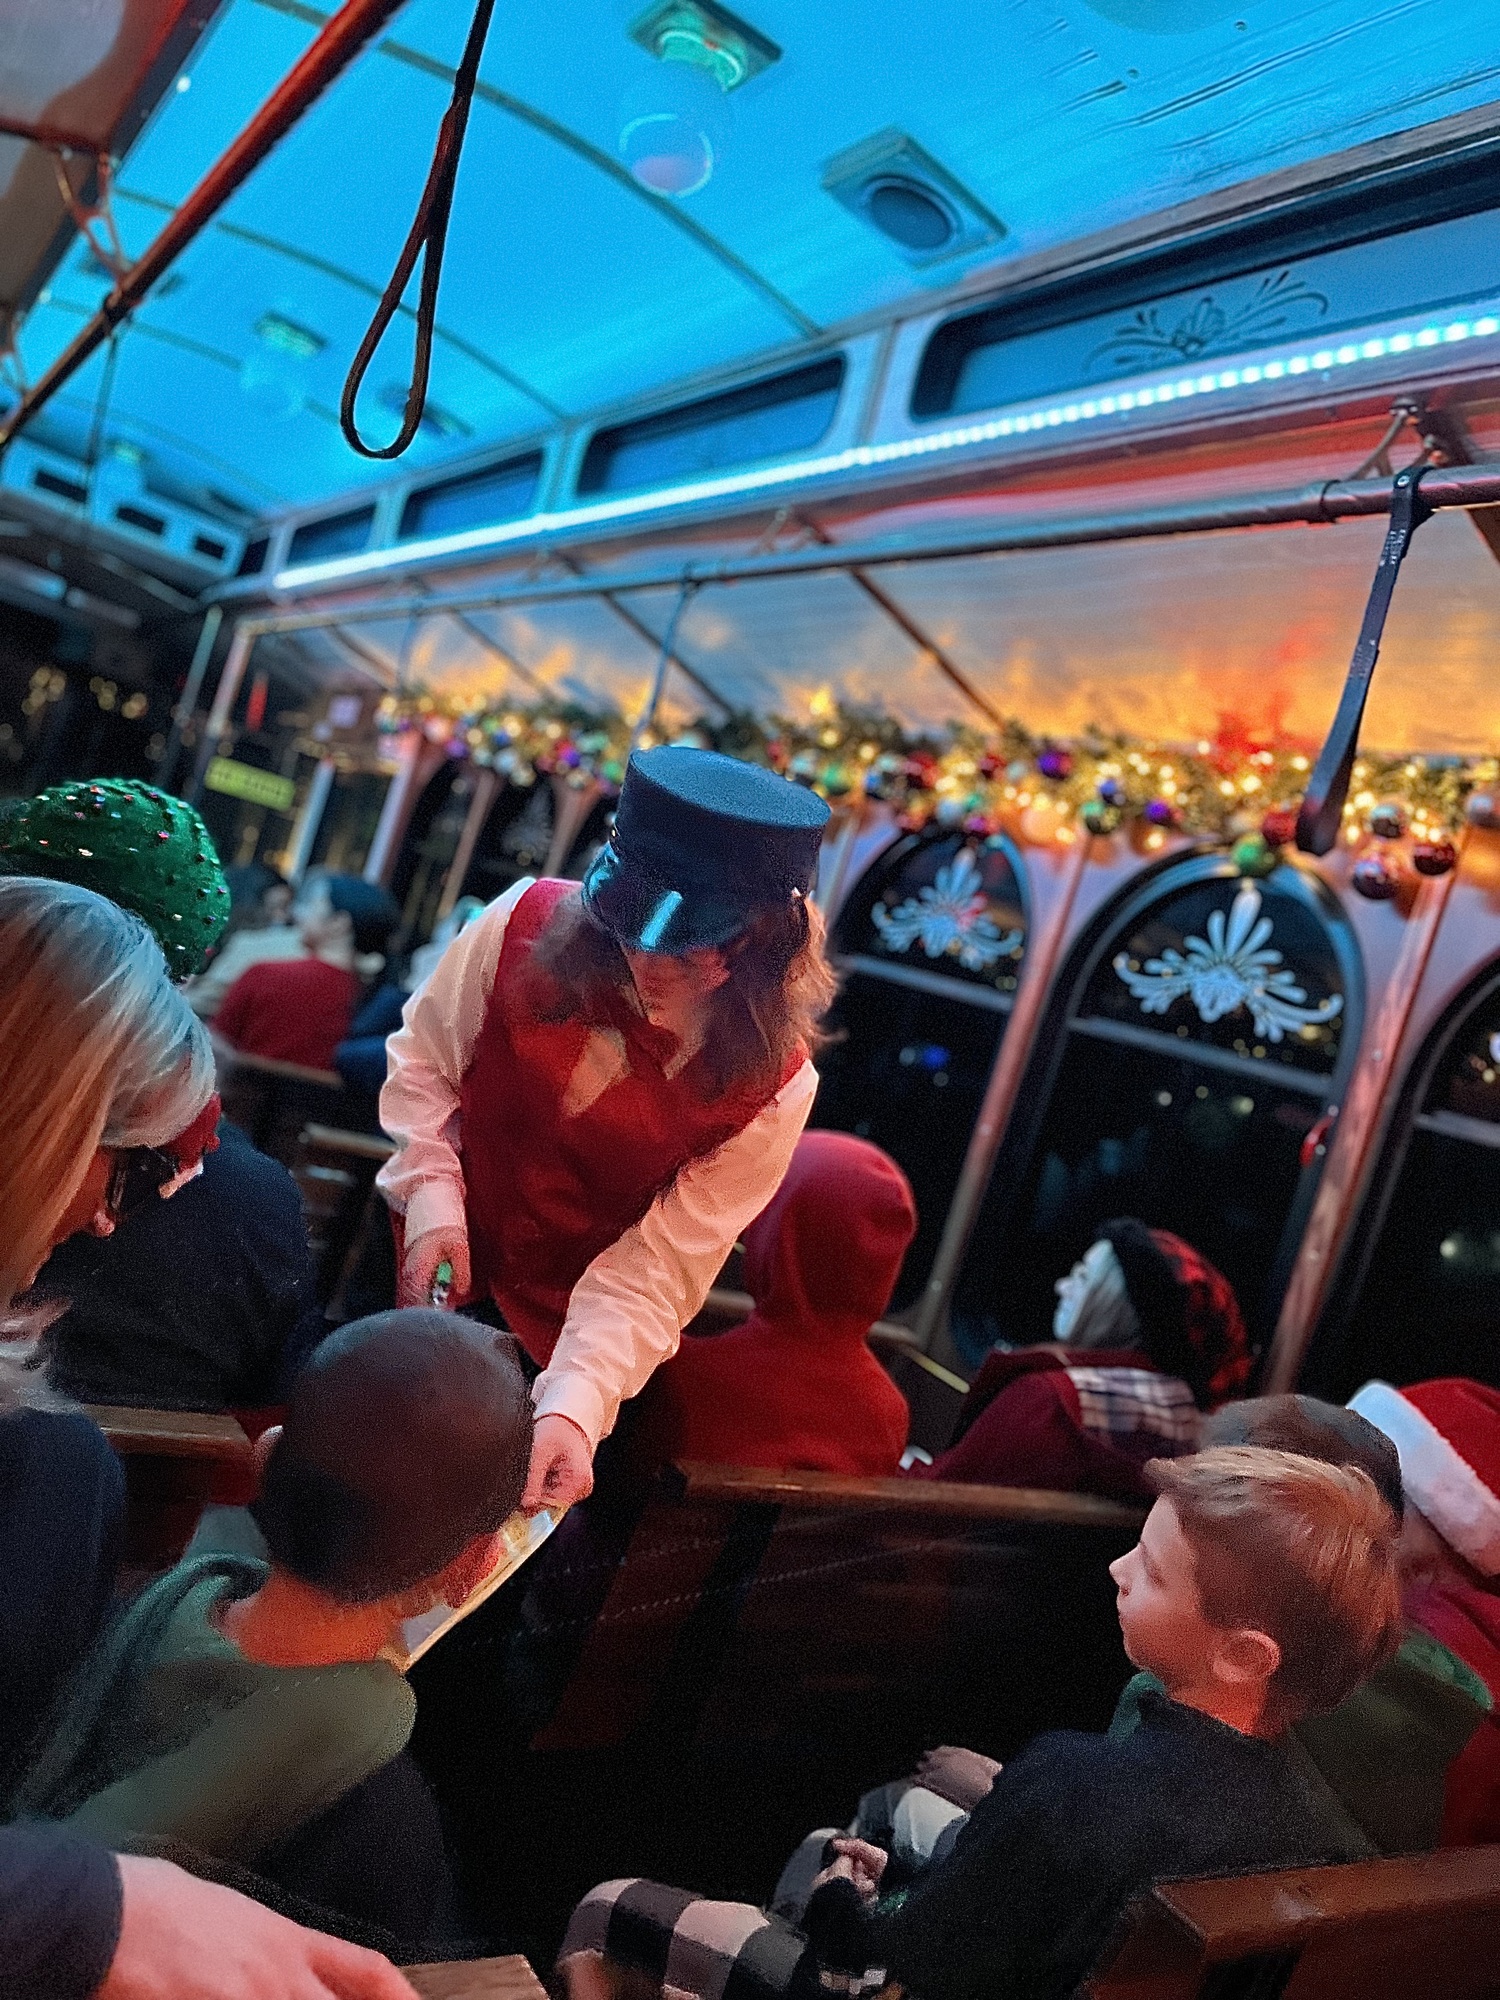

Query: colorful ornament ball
left=1351, top=852, right=1402, bottom=901
left=1231, top=833, right=1277, bottom=879
left=1411, top=839, right=1458, bottom=878
left=1367, top=803, right=1408, bottom=840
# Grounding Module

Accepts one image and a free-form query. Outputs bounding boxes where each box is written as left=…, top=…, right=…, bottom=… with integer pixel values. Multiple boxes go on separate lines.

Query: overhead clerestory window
left=577, top=356, right=846, bottom=496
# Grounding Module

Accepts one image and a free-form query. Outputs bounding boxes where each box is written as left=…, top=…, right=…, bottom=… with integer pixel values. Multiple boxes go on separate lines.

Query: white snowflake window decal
left=1112, top=883, right=1343, bottom=1044
left=871, top=848, right=1023, bottom=974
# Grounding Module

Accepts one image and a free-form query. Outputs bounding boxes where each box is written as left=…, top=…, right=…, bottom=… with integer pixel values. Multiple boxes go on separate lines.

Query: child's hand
left=812, top=1837, right=888, bottom=1903
left=913, top=1745, right=1002, bottom=1809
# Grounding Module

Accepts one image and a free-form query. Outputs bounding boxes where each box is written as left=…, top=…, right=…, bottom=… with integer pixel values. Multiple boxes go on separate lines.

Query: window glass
left=814, top=830, right=1028, bottom=1308
left=398, top=453, right=542, bottom=541
left=578, top=358, right=844, bottom=496
left=287, top=506, right=375, bottom=566
left=1425, top=984, right=1500, bottom=1125
left=953, top=858, right=1357, bottom=1368
left=835, top=831, right=1026, bottom=996
left=1084, top=872, right=1345, bottom=1076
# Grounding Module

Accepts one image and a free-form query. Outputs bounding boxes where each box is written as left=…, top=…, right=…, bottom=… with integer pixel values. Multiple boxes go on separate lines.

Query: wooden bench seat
left=406, top=1956, right=548, bottom=2000
left=1088, top=1845, right=1500, bottom=1999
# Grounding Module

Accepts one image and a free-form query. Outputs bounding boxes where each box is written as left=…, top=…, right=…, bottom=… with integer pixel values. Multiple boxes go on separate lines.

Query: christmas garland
left=377, top=689, right=1500, bottom=891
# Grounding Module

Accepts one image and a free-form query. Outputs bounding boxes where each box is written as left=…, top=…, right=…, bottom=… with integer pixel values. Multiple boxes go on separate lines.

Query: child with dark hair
left=560, top=1447, right=1399, bottom=2000
left=215, top=874, right=401, bottom=1072
left=12, top=1309, right=532, bottom=1922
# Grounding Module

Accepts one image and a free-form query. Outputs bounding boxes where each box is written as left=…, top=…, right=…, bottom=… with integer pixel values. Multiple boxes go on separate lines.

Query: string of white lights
left=273, top=302, right=1500, bottom=594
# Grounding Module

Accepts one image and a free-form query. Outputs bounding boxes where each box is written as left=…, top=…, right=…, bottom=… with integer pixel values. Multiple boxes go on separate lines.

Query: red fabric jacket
left=1408, top=1572, right=1500, bottom=1845
left=909, top=1346, right=1194, bottom=1503
left=215, top=957, right=361, bottom=1071
left=632, top=1130, right=914, bottom=1476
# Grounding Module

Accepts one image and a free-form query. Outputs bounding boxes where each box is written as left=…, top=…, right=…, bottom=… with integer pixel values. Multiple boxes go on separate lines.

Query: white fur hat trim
left=1349, top=1380, right=1500, bottom=1576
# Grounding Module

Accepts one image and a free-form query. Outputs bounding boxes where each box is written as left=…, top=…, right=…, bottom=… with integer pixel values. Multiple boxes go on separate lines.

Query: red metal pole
left=0, top=0, right=412, bottom=452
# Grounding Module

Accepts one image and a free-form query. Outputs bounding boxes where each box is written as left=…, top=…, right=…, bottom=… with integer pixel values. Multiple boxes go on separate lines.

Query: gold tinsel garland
left=376, top=690, right=1498, bottom=852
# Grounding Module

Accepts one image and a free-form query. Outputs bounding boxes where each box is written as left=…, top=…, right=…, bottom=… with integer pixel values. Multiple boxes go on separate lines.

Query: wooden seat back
left=1088, top=1846, right=1500, bottom=2000
left=528, top=1463, right=1142, bottom=1760
left=86, top=1404, right=253, bottom=1568
left=290, top=1122, right=394, bottom=1298
left=412, top=1461, right=1143, bottom=1954
left=217, top=1050, right=353, bottom=1163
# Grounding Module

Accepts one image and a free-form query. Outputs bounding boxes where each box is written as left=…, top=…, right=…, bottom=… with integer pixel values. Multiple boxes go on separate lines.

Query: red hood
left=741, top=1129, right=916, bottom=1344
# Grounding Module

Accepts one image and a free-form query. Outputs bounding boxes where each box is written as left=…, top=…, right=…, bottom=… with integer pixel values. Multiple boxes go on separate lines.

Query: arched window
left=952, top=854, right=1362, bottom=1367
left=457, top=779, right=556, bottom=905
left=1306, top=961, right=1500, bottom=1396
left=812, top=830, right=1028, bottom=1309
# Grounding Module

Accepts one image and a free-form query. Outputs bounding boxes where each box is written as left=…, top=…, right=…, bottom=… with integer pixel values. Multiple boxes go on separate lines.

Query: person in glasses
left=378, top=746, right=836, bottom=1512
left=1, top=781, right=323, bottom=1411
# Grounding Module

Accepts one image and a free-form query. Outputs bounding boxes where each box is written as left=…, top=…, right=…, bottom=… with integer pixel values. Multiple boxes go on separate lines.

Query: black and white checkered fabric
left=559, top=1879, right=891, bottom=2000
left=1065, top=1366, right=1199, bottom=1449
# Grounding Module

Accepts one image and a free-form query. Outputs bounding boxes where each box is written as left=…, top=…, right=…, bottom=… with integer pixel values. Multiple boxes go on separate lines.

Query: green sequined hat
left=0, top=778, right=231, bottom=979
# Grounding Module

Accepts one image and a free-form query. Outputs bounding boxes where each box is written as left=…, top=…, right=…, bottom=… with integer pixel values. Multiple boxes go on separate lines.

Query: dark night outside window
left=953, top=859, right=1359, bottom=1368
left=813, top=832, right=1028, bottom=1309
left=1306, top=969, right=1500, bottom=1396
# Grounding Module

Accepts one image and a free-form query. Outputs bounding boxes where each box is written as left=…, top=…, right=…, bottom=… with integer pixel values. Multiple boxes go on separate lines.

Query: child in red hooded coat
left=631, top=1131, right=914, bottom=1477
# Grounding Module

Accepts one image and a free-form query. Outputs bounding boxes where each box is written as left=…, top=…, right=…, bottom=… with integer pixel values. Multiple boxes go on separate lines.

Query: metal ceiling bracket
left=1295, top=459, right=1433, bottom=856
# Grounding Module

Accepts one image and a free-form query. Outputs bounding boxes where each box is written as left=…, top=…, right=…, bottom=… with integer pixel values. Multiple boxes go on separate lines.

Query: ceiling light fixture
left=620, top=1, right=778, bottom=197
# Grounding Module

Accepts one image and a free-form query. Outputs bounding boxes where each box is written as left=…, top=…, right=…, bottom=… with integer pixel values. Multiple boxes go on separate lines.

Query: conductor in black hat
left=376, top=747, right=836, bottom=1512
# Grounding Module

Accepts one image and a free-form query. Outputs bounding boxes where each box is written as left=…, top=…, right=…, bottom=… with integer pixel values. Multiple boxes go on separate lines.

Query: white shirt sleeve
left=533, top=1057, right=819, bottom=1448
left=376, top=879, right=533, bottom=1243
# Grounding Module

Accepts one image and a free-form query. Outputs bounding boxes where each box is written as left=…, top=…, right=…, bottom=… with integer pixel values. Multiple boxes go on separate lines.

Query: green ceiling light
left=253, top=311, right=326, bottom=361
left=628, top=1, right=780, bottom=91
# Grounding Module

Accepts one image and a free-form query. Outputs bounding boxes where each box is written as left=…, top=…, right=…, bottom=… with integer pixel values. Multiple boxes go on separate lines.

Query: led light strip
left=274, top=305, right=1500, bottom=593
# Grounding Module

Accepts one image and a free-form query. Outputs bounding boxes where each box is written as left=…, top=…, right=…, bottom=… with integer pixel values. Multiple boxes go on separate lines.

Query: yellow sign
left=204, top=757, right=296, bottom=813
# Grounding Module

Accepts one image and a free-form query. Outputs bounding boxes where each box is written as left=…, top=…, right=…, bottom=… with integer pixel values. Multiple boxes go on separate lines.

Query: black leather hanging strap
left=1295, top=461, right=1433, bottom=855
left=339, top=0, right=497, bottom=461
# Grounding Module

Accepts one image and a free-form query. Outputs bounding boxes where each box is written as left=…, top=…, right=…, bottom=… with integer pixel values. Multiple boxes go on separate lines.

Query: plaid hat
left=1348, top=1378, right=1500, bottom=1575
left=253, top=1309, right=534, bottom=1603
left=583, top=746, right=830, bottom=954
left=1099, top=1218, right=1252, bottom=1410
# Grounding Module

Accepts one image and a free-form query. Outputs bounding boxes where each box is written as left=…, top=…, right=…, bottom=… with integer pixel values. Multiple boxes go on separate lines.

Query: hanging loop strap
left=339, top=0, right=497, bottom=461
left=1295, top=461, right=1433, bottom=857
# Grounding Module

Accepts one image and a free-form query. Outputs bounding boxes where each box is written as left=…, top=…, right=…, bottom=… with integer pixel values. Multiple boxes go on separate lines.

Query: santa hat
left=1348, top=1379, right=1500, bottom=1576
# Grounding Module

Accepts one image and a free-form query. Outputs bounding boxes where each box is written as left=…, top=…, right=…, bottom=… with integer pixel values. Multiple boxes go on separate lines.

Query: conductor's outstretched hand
left=399, top=1225, right=470, bottom=1310
left=523, top=1412, right=594, bottom=1513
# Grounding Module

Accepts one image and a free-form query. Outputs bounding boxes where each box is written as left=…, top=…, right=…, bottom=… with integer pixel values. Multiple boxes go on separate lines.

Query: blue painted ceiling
left=12, top=0, right=1499, bottom=519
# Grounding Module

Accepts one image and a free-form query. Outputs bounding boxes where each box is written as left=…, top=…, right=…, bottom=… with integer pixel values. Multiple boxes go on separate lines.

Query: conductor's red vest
left=459, top=878, right=790, bottom=1365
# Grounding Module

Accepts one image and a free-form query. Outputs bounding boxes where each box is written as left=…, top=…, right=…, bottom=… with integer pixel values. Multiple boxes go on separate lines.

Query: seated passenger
left=559, top=1447, right=1398, bottom=2000
left=0, top=876, right=218, bottom=1795
left=333, top=901, right=486, bottom=1107
left=774, top=1391, right=1482, bottom=1914
left=12, top=1309, right=532, bottom=1909
left=629, top=1131, right=915, bottom=1478
left=912, top=1219, right=1251, bottom=1499
left=185, top=866, right=306, bottom=1021
left=37, top=1117, right=326, bottom=1412
left=215, top=875, right=400, bottom=1073
left=0, top=781, right=326, bottom=1408
left=1348, top=1377, right=1500, bottom=1845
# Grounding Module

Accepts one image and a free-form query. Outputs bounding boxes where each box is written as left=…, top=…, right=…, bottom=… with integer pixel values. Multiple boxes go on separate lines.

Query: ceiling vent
left=822, top=129, right=1005, bottom=268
